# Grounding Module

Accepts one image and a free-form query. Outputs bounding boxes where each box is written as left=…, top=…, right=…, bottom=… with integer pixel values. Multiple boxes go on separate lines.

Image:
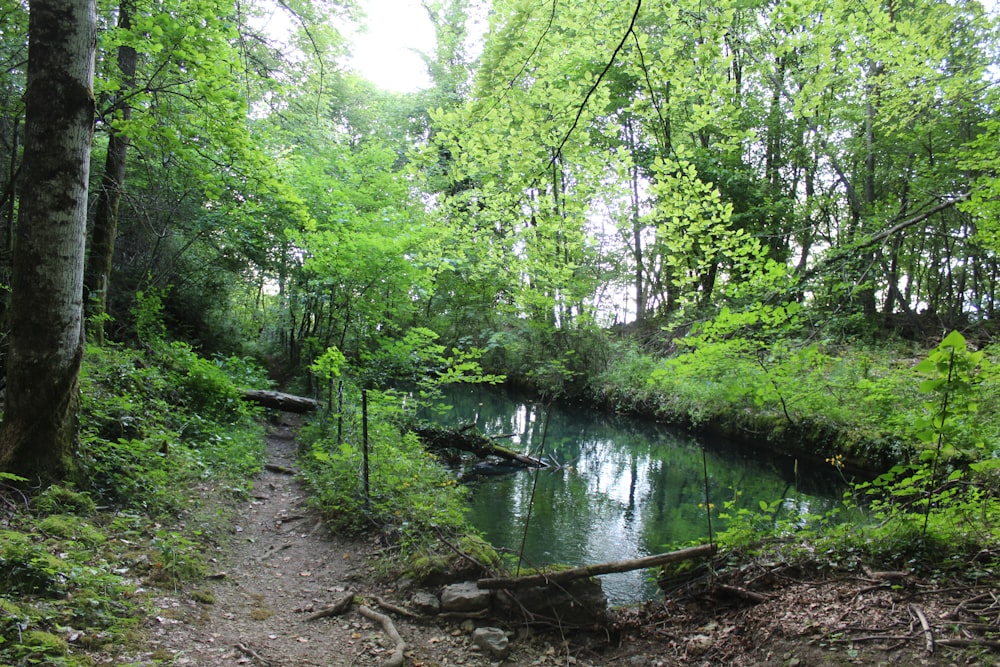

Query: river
left=427, top=385, right=850, bottom=605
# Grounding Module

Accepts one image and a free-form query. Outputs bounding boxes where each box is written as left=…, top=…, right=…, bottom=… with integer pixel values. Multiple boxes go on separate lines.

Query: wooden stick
left=359, top=605, right=406, bottom=667
left=477, top=544, right=717, bottom=589
left=908, top=603, right=935, bottom=654
left=373, top=595, right=419, bottom=618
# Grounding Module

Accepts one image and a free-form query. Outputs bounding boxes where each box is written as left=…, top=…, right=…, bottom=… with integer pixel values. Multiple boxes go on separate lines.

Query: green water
left=430, top=385, right=848, bottom=605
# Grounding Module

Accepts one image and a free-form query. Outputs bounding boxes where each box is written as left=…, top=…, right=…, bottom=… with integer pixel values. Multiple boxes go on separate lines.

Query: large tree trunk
left=85, top=0, right=135, bottom=345
left=0, top=0, right=96, bottom=481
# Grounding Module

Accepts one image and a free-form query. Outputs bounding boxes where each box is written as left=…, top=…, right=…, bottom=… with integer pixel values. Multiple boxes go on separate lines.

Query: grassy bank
left=589, top=332, right=1000, bottom=472
left=0, top=342, right=267, bottom=666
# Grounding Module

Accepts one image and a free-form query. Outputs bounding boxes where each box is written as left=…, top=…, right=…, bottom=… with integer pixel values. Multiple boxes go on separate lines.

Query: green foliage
left=36, top=515, right=106, bottom=547
left=132, top=287, right=168, bottom=346
left=298, top=385, right=485, bottom=579
left=32, top=486, right=97, bottom=517
left=0, top=336, right=274, bottom=666
left=595, top=324, right=999, bottom=470
left=313, top=327, right=504, bottom=404
left=147, top=530, right=206, bottom=587
left=673, top=331, right=1000, bottom=579
left=80, top=343, right=266, bottom=512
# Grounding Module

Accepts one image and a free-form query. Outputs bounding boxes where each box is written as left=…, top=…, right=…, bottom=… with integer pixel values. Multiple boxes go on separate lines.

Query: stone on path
left=471, top=626, right=510, bottom=659
left=439, top=582, right=491, bottom=612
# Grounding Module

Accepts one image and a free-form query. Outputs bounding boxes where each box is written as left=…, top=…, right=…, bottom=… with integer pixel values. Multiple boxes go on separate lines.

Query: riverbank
left=577, top=334, right=1000, bottom=473
left=107, top=421, right=1000, bottom=666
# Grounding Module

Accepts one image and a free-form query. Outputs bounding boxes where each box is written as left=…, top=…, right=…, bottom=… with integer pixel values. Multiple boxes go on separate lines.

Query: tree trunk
left=241, top=389, right=318, bottom=413
left=0, top=0, right=96, bottom=481
left=85, top=0, right=135, bottom=345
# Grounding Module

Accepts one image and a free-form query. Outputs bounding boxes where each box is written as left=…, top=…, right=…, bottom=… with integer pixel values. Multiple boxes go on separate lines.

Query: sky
left=349, top=0, right=437, bottom=92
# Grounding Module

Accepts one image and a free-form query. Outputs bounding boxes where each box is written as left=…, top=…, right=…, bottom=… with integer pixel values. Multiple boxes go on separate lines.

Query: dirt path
left=146, top=422, right=408, bottom=666
left=139, top=422, right=998, bottom=667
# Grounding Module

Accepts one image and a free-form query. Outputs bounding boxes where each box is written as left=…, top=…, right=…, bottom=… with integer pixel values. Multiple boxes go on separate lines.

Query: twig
left=433, top=525, right=493, bottom=574
left=908, top=603, right=935, bottom=654
left=937, top=638, right=1000, bottom=649
left=306, top=592, right=355, bottom=621
left=234, top=642, right=272, bottom=666
left=359, top=605, right=406, bottom=667
left=835, top=634, right=917, bottom=643
left=714, top=584, right=769, bottom=604
left=373, top=595, right=419, bottom=618
left=943, top=592, right=994, bottom=620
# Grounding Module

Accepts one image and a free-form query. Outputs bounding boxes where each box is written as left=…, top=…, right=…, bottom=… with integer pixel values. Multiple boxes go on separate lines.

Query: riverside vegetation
left=1, top=314, right=998, bottom=665
left=1, top=0, right=1000, bottom=663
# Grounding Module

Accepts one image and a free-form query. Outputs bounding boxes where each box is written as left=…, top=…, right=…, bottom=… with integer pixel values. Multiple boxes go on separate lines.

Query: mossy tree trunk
left=0, top=0, right=96, bottom=481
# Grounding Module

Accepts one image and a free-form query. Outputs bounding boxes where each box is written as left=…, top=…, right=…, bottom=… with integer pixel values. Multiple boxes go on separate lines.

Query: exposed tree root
left=306, top=591, right=355, bottom=621
left=359, top=604, right=406, bottom=667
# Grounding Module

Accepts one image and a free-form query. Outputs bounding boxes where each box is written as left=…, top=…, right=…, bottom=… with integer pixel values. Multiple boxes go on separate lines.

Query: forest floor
left=133, top=419, right=999, bottom=667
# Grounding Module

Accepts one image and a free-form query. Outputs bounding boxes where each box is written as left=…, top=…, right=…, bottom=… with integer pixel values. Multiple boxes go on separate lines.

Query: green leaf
left=940, top=330, right=966, bottom=350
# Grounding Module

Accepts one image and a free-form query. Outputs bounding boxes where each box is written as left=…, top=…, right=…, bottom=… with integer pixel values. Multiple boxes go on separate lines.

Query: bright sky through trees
left=351, top=0, right=435, bottom=92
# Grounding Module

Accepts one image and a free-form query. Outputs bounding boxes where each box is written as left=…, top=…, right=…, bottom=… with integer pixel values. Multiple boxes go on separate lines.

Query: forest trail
left=146, top=420, right=403, bottom=666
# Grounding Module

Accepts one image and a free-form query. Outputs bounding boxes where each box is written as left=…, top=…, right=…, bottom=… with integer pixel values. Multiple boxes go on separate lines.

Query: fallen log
left=477, top=544, right=717, bottom=590
left=242, top=389, right=318, bottom=413
left=412, top=424, right=547, bottom=468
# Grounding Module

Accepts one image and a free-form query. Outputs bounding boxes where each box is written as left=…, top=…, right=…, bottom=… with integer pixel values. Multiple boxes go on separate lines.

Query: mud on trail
left=140, top=421, right=1000, bottom=667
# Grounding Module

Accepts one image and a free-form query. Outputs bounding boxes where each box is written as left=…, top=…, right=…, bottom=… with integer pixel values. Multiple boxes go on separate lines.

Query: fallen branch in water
left=477, top=544, right=717, bottom=589
left=413, top=424, right=547, bottom=468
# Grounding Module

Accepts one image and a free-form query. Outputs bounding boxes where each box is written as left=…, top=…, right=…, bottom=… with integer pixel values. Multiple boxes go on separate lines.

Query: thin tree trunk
left=0, top=0, right=96, bottom=480
left=85, top=0, right=135, bottom=344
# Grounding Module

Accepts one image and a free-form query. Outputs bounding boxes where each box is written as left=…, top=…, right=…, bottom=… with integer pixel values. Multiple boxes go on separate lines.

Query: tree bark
left=0, top=0, right=96, bottom=480
left=477, top=544, right=717, bottom=590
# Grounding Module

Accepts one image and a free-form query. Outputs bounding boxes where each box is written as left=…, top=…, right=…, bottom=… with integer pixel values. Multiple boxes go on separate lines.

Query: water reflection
left=427, top=385, right=847, bottom=604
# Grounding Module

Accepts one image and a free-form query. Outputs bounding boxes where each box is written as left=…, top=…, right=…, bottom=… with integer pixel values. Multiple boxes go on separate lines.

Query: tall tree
left=0, top=0, right=96, bottom=480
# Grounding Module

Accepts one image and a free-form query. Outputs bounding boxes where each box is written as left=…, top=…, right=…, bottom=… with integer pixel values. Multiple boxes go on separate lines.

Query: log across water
left=477, top=544, right=717, bottom=590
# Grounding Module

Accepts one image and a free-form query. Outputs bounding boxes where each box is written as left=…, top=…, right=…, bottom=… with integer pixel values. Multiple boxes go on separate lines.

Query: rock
left=411, top=591, right=440, bottom=615
left=471, top=627, right=510, bottom=659
left=440, top=581, right=492, bottom=612
left=395, top=577, right=415, bottom=595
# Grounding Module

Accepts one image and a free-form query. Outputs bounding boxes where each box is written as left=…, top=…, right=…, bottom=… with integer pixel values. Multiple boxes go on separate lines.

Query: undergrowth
left=594, top=327, right=1000, bottom=469
left=298, top=333, right=503, bottom=582
left=296, top=387, right=500, bottom=582
left=0, top=340, right=269, bottom=666
left=687, top=331, right=1000, bottom=585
